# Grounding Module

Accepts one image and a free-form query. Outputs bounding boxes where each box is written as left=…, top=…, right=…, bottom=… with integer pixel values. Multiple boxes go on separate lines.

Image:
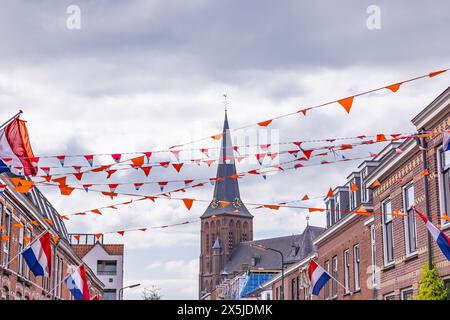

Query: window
left=404, top=184, right=417, bottom=254
left=335, top=195, right=341, bottom=221
left=324, top=260, right=330, bottom=299
left=24, top=228, right=31, bottom=279
left=384, top=292, right=395, bottom=300
left=401, top=287, right=414, bottom=300
left=332, top=256, right=338, bottom=297
left=17, top=227, right=24, bottom=275
left=228, top=231, right=233, bottom=250
left=275, top=287, right=279, bottom=300
left=444, top=278, right=450, bottom=300
left=295, top=276, right=299, bottom=300
left=97, top=260, right=117, bottom=275
left=303, top=287, right=309, bottom=300
left=354, top=244, right=361, bottom=291
left=439, top=149, right=450, bottom=225
left=343, top=250, right=350, bottom=294
left=103, top=289, right=117, bottom=300
left=350, top=181, right=358, bottom=210
left=2, top=209, right=11, bottom=267
left=326, top=200, right=334, bottom=227
left=291, top=278, right=296, bottom=300
left=206, top=234, right=209, bottom=254
left=382, top=199, right=394, bottom=265
left=370, top=225, right=377, bottom=288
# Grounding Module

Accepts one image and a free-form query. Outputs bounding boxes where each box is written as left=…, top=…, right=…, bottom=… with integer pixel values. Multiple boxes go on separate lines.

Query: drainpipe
left=52, top=238, right=60, bottom=300
left=416, top=131, right=433, bottom=270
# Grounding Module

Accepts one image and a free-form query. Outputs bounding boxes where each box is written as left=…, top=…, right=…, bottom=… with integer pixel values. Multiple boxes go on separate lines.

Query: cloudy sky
left=0, top=1, right=449, bottom=299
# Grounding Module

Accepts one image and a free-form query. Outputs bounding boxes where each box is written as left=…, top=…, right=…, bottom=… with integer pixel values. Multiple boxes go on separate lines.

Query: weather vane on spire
left=223, top=93, right=228, bottom=113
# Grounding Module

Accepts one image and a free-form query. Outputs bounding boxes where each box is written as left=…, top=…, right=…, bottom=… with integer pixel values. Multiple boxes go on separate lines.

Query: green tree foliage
left=415, top=262, right=448, bottom=300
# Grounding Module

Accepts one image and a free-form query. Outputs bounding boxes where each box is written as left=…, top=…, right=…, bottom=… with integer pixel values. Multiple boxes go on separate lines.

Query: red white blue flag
left=65, top=264, right=90, bottom=300
left=22, top=232, right=52, bottom=277
left=414, top=208, right=450, bottom=261
left=0, top=118, right=37, bottom=176
left=308, top=260, right=331, bottom=296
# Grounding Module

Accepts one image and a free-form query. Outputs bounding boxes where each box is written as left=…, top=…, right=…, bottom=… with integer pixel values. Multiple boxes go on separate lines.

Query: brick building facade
left=0, top=173, right=104, bottom=300
left=366, top=86, right=450, bottom=300
left=261, top=87, right=450, bottom=300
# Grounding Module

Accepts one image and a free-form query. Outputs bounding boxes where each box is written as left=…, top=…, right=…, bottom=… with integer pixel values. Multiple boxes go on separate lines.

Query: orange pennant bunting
left=182, top=198, right=194, bottom=210
left=131, top=156, right=145, bottom=167
left=386, top=83, right=402, bottom=93
left=263, top=204, right=280, bottom=210
left=429, top=69, right=447, bottom=78
left=371, top=180, right=381, bottom=187
left=59, top=185, right=75, bottom=196
left=351, top=182, right=359, bottom=191
left=91, top=209, right=102, bottom=215
left=337, top=96, right=354, bottom=114
left=258, top=119, right=273, bottom=127
left=308, top=208, right=325, bottom=213
left=301, top=194, right=309, bottom=201
left=420, top=169, right=430, bottom=177
left=327, top=187, right=334, bottom=197
left=211, top=133, right=224, bottom=140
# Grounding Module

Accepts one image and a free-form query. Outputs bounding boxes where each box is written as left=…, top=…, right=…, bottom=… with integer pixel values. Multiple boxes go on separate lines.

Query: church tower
left=198, top=112, right=253, bottom=298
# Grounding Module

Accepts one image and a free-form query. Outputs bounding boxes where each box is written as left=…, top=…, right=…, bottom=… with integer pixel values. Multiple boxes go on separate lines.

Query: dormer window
left=335, top=194, right=341, bottom=221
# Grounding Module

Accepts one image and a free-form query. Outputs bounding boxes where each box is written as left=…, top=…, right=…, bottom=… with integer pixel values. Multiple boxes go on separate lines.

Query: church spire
left=201, top=111, right=252, bottom=218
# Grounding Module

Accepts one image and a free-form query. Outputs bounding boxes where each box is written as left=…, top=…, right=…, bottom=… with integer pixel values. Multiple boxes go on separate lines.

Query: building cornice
left=411, top=86, right=450, bottom=129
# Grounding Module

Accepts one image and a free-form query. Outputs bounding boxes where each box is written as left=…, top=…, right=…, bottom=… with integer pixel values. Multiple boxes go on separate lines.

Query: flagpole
left=0, top=110, right=23, bottom=130
left=4, top=230, right=47, bottom=267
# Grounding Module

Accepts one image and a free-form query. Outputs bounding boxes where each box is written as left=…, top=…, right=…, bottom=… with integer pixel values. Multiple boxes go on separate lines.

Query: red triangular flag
left=111, top=154, right=122, bottom=163
left=141, top=166, right=152, bottom=177
left=172, top=163, right=184, bottom=173
left=182, top=198, right=194, bottom=210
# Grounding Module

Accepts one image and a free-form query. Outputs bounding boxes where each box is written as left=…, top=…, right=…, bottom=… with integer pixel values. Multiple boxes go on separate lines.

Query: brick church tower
left=198, top=112, right=253, bottom=298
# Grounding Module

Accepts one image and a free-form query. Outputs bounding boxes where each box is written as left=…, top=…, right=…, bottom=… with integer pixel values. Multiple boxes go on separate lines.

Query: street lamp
left=250, top=244, right=285, bottom=300
left=119, top=283, right=141, bottom=300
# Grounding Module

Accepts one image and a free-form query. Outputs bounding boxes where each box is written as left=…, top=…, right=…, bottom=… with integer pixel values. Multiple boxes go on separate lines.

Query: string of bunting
left=23, top=131, right=429, bottom=186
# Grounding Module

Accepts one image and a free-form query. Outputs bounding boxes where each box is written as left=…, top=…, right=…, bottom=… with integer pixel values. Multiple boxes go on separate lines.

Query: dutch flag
left=414, top=207, right=450, bottom=261
left=22, top=231, right=52, bottom=277
left=0, top=117, right=37, bottom=176
left=65, top=264, right=91, bottom=300
left=308, top=259, right=331, bottom=296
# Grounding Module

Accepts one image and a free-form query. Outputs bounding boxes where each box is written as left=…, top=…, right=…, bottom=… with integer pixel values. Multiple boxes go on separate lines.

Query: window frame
left=403, top=183, right=417, bottom=256
left=353, top=244, right=361, bottom=291
left=332, top=256, right=338, bottom=298
left=437, top=147, right=450, bottom=227
left=2, top=208, right=12, bottom=267
left=381, top=198, right=394, bottom=266
left=343, top=249, right=350, bottom=294
left=324, top=260, right=330, bottom=300
left=401, top=287, right=414, bottom=300
left=97, top=260, right=118, bottom=276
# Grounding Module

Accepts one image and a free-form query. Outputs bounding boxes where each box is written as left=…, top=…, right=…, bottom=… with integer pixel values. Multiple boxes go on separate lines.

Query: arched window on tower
left=204, top=222, right=209, bottom=254
left=210, top=221, right=215, bottom=249
left=228, top=220, right=234, bottom=251
left=243, top=222, right=249, bottom=241
left=236, top=221, right=241, bottom=242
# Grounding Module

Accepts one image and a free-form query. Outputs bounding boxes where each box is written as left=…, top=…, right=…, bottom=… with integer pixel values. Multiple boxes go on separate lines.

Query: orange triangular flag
left=327, top=187, right=334, bottom=197
left=91, top=209, right=102, bottom=215
left=420, top=169, right=430, bottom=177
left=172, top=163, right=184, bottom=173
left=131, top=156, right=145, bottom=167
left=182, top=198, right=194, bottom=210
left=355, top=205, right=371, bottom=216
left=211, top=133, right=224, bottom=140
left=371, top=180, right=381, bottom=187
left=386, top=83, right=402, bottom=93
left=95, top=233, right=103, bottom=239
left=351, top=182, right=359, bottom=191
left=258, top=119, right=273, bottom=127
left=52, top=236, right=59, bottom=244
left=429, top=69, right=447, bottom=78
left=73, top=235, right=81, bottom=241
left=13, top=223, right=23, bottom=229
left=59, top=185, right=75, bottom=196
left=44, top=218, right=53, bottom=225
left=1, top=235, right=10, bottom=241
left=337, top=96, right=354, bottom=113
left=52, top=177, right=67, bottom=186
left=30, top=220, right=39, bottom=226
left=308, top=208, right=325, bottom=213
left=263, top=204, right=280, bottom=210
left=117, top=231, right=125, bottom=236
left=12, top=179, right=34, bottom=193
left=24, top=236, right=31, bottom=244
left=301, top=194, right=309, bottom=201
left=297, top=108, right=309, bottom=116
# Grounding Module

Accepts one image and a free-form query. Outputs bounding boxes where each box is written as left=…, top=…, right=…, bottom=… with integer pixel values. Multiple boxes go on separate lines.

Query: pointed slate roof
left=201, top=112, right=252, bottom=219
